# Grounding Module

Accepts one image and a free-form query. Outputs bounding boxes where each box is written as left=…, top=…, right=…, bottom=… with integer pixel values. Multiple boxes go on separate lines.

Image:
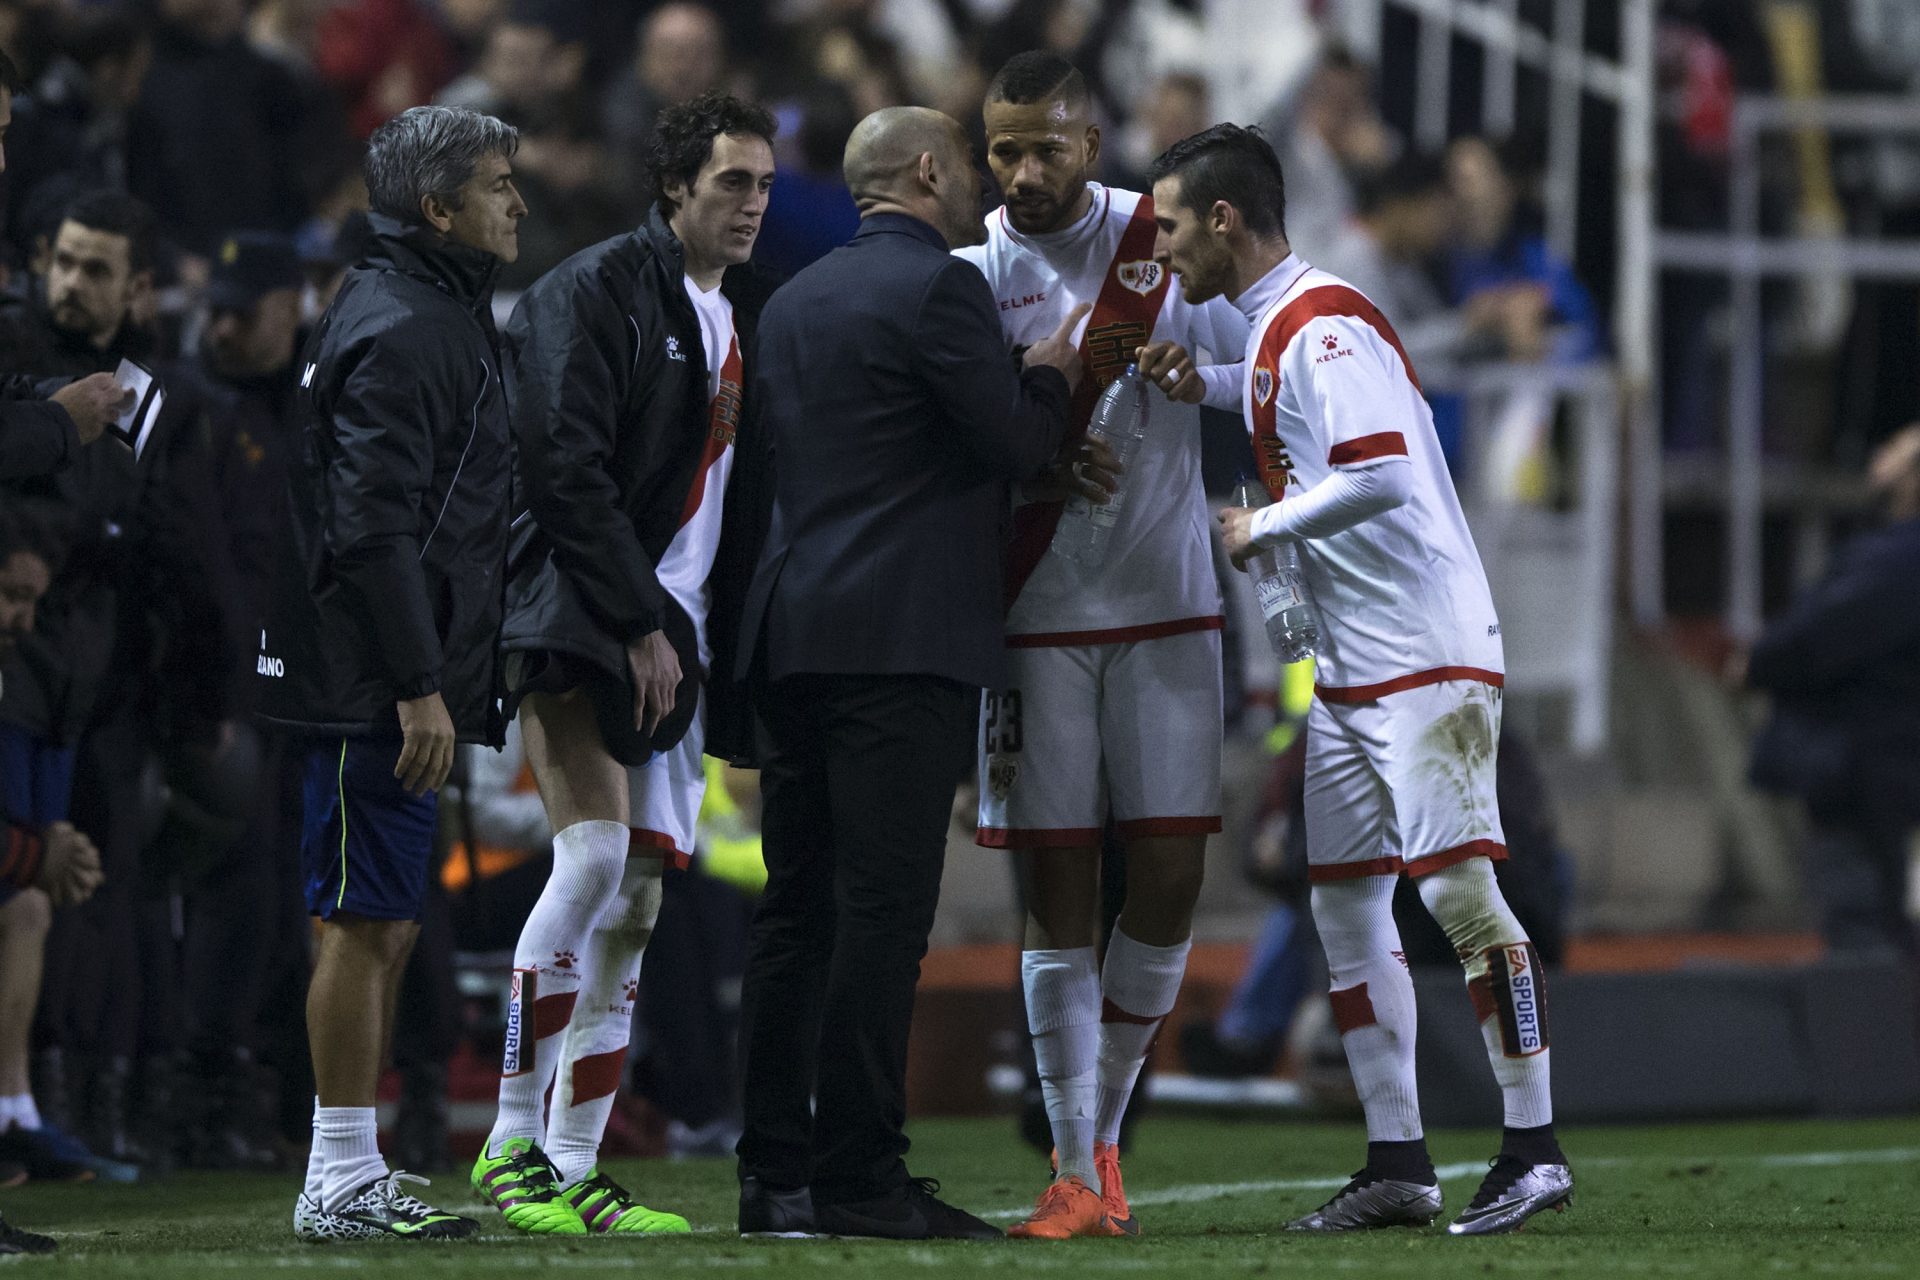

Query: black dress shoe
left=815, top=1177, right=1001, bottom=1241
left=739, top=1176, right=817, bottom=1237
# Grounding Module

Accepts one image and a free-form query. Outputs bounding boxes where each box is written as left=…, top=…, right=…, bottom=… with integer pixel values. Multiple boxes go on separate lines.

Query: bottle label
left=1255, top=573, right=1305, bottom=618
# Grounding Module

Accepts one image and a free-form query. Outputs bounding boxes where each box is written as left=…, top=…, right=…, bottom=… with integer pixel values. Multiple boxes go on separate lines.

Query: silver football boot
left=1447, top=1157, right=1574, bottom=1235
left=1286, top=1171, right=1443, bottom=1231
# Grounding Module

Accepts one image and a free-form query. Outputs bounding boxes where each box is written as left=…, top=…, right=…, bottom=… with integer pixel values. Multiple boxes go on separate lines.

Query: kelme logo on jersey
left=1115, top=260, right=1164, bottom=296
left=1253, top=365, right=1275, bottom=407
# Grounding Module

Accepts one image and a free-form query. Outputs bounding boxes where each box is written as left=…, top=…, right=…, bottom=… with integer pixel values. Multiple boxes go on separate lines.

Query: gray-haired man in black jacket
left=257, top=104, right=524, bottom=1242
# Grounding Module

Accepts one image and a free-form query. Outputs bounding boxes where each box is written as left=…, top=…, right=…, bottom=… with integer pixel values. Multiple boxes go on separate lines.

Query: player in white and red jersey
left=955, top=53, right=1250, bottom=1242
left=1148, top=123, right=1573, bottom=1237
left=472, top=95, right=779, bottom=1239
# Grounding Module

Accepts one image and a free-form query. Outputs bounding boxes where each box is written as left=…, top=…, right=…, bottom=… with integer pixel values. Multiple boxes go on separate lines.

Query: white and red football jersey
left=1236, top=255, right=1503, bottom=698
left=955, top=184, right=1248, bottom=644
left=652, top=277, right=740, bottom=668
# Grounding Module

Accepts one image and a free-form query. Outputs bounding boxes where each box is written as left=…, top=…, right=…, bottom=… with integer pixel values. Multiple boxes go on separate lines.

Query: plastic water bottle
left=1052, top=364, right=1151, bottom=568
left=1233, top=476, right=1319, bottom=662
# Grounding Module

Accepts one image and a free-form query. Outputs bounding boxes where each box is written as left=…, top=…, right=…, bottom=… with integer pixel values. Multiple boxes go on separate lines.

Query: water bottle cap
left=1123, top=362, right=1139, bottom=376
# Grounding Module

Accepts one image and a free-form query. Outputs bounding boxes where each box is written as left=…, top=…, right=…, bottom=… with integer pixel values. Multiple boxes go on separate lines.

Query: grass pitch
left=5, top=1114, right=1918, bottom=1278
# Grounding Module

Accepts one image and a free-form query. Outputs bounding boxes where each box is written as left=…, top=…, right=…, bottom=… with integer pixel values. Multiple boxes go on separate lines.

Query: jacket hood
left=363, top=212, right=501, bottom=310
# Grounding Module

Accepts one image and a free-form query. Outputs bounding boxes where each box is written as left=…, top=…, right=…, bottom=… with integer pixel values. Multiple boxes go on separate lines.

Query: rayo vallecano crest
left=1253, top=364, right=1275, bottom=406
left=1115, top=260, right=1164, bottom=295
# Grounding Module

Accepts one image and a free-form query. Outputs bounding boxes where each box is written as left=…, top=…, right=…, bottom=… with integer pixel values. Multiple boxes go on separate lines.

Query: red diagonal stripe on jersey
left=1328, top=431, right=1408, bottom=466
left=568, top=1045, right=628, bottom=1105
left=1003, top=194, right=1170, bottom=612
left=1250, top=284, right=1422, bottom=502
left=677, top=331, right=742, bottom=530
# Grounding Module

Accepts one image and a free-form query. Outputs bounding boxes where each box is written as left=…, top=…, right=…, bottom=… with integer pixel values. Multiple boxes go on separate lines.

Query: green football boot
left=470, top=1138, right=587, bottom=1235
left=563, top=1168, right=692, bottom=1234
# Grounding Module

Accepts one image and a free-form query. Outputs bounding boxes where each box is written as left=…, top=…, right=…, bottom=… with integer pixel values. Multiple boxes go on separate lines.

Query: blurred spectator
left=1, top=6, right=150, bottom=268
left=438, top=1, right=577, bottom=118
left=1747, top=424, right=1920, bottom=955
left=313, top=0, right=456, bottom=139
left=1444, top=136, right=1602, bottom=365
left=1313, top=151, right=1482, bottom=378
left=603, top=1, right=727, bottom=166
left=128, top=0, right=320, bottom=257
left=1113, top=70, right=1210, bottom=192
left=1278, top=48, right=1394, bottom=261
left=754, top=82, right=860, bottom=277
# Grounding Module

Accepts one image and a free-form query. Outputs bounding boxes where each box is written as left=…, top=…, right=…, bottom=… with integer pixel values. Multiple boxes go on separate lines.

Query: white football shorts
left=975, top=625, right=1224, bottom=848
left=1303, top=677, right=1507, bottom=882
left=626, top=686, right=707, bottom=869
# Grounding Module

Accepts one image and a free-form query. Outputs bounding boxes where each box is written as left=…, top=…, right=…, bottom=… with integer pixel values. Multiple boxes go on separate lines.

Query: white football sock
left=548, top=855, right=665, bottom=1186
left=1311, top=877, right=1424, bottom=1143
left=315, top=1105, right=387, bottom=1210
left=1022, top=946, right=1101, bottom=1191
left=1417, top=859, right=1554, bottom=1129
left=487, top=819, right=628, bottom=1157
left=0, top=1093, right=40, bottom=1132
left=302, top=1095, right=322, bottom=1202
left=1094, top=929, right=1190, bottom=1148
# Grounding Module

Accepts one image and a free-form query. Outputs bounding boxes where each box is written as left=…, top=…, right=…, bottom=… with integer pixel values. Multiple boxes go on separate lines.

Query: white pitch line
left=984, top=1146, right=1917, bottom=1221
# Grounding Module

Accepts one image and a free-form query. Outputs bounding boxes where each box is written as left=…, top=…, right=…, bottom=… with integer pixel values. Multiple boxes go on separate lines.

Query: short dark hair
left=1148, top=122, right=1287, bottom=240
left=646, top=90, right=776, bottom=218
left=0, top=46, right=23, bottom=96
left=985, top=50, right=1088, bottom=113
left=0, top=500, right=69, bottom=577
left=59, top=190, right=159, bottom=275
left=1354, top=150, right=1449, bottom=217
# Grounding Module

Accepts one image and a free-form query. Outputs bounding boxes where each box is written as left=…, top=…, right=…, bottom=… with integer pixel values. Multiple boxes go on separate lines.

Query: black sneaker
left=739, top=1176, right=818, bottom=1238
left=816, top=1177, right=1001, bottom=1241
left=0, top=1210, right=56, bottom=1255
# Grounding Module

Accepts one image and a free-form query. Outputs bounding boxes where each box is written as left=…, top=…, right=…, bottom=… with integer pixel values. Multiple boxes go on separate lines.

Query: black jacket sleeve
left=324, top=335, right=447, bottom=699
left=913, top=257, right=1072, bottom=481
left=0, top=399, right=82, bottom=480
left=507, top=268, right=669, bottom=644
left=1748, top=530, right=1920, bottom=695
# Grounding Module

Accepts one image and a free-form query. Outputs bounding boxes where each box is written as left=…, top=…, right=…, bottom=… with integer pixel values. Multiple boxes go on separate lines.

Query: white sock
left=0, top=1093, right=40, bottom=1132
left=302, top=1096, right=322, bottom=1202
left=1022, top=947, right=1101, bottom=1192
left=487, top=819, right=628, bottom=1158
left=1417, top=860, right=1554, bottom=1129
left=315, top=1105, right=387, bottom=1210
left=548, top=856, right=664, bottom=1186
left=1311, top=877, right=1424, bottom=1142
left=1094, top=930, right=1191, bottom=1147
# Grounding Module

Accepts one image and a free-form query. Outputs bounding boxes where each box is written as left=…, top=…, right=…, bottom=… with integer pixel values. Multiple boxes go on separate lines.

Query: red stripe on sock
left=1467, top=973, right=1497, bottom=1023
left=534, top=991, right=577, bottom=1039
left=1329, top=983, right=1378, bottom=1034
left=1100, top=997, right=1166, bottom=1028
left=569, top=1046, right=627, bottom=1105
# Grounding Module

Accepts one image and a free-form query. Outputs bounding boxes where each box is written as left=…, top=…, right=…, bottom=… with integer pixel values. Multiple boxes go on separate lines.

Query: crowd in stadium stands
left=1, top=0, right=1910, bottom=1206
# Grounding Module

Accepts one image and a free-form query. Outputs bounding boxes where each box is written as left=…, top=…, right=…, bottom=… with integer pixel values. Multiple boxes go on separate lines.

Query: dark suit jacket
left=1747, top=515, right=1920, bottom=818
left=736, top=213, right=1073, bottom=691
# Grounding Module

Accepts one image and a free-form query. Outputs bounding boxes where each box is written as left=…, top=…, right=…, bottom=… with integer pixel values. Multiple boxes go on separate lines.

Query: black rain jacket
left=255, top=214, right=512, bottom=744
left=500, top=207, right=780, bottom=764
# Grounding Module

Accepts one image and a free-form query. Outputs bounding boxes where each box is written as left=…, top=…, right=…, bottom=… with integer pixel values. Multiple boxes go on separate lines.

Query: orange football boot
left=1093, top=1141, right=1139, bottom=1236
left=1007, top=1177, right=1107, bottom=1240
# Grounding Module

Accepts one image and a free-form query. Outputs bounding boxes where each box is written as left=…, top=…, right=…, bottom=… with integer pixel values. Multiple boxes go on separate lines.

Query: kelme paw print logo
left=1323, top=333, right=1339, bottom=351
left=624, top=979, right=639, bottom=1002
left=552, top=950, right=577, bottom=970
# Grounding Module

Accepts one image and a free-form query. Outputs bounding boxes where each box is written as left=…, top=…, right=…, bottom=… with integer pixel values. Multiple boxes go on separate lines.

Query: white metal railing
left=1444, top=362, right=1620, bottom=756
left=1644, top=93, right=1920, bottom=641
